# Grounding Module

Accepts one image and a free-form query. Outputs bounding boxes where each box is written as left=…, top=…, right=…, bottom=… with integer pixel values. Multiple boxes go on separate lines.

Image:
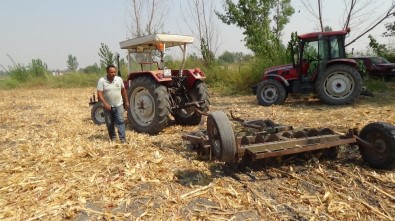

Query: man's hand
left=97, top=90, right=111, bottom=111
left=124, top=102, right=129, bottom=110
left=103, top=103, right=111, bottom=111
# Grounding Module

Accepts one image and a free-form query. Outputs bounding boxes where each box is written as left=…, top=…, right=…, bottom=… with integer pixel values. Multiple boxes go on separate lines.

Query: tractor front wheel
left=175, top=80, right=210, bottom=125
left=127, top=77, right=171, bottom=134
left=207, top=111, right=236, bottom=163
left=256, top=79, right=287, bottom=106
left=315, top=64, right=362, bottom=105
left=359, top=122, right=395, bottom=169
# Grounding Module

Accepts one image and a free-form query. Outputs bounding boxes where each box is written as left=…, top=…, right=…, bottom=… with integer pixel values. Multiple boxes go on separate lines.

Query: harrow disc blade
left=293, top=131, right=308, bottom=138
left=307, top=128, right=320, bottom=137
left=241, top=136, right=250, bottom=145
left=265, top=134, right=281, bottom=142
left=254, top=134, right=265, bottom=143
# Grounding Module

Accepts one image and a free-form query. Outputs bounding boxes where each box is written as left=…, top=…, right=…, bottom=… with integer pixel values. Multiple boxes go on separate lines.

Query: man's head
left=106, top=64, right=117, bottom=81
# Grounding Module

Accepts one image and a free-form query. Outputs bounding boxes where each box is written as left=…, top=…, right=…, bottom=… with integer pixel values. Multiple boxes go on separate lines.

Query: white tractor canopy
left=119, top=34, right=194, bottom=52
left=120, top=34, right=194, bottom=72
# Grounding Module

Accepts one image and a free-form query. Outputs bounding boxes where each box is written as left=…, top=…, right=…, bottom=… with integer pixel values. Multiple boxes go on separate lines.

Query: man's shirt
left=97, top=76, right=125, bottom=107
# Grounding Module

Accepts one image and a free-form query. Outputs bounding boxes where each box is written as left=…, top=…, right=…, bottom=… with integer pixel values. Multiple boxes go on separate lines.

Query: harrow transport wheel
left=91, top=102, right=105, bottom=125
left=207, top=111, right=236, bottom=163
left=315, top=64, right=362, bottom=105
left=256, top=79, right=287, bottom=106
left=127, top=76, right=171, bottom=134
left=359, top=122, right=395, bottom=169
left=175, top=80, right=210, bottom=125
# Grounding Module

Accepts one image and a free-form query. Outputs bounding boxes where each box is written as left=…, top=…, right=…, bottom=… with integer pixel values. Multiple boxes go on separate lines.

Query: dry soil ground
left=1, top=86, right=395, bottom=220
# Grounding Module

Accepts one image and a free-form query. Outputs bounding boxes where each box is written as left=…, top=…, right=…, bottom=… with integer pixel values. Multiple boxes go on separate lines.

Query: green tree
left=67, top=54, right=78, bottom=71
left=216, top=0, right=294, bottom=59
left=287, top=31, right=299, bottom=63
left=368, top=35, right=395, bottom=62
left=98, top=43, right=115, bottom=69
left=368, top=35, right=388, bottom=57
left=29, top=58, right=48, bottom=78
left=383, top=22, right=395, bottom=37
left=218, top=51, right=251, bottom=63
left=81, top=63, right=101, bottom=74
left=218, top=51, right=235, bottom=63
left=200, top=38, right=215, bottom=66
left=272, top=0, right=294, bottom=38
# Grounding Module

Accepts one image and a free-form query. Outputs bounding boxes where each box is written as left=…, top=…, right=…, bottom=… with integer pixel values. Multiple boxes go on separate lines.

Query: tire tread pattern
left=127, top=76, right=171, bottom=134
left=207, top=111, right=236, bottom=163
left=359, top=122, right=395, bottom=169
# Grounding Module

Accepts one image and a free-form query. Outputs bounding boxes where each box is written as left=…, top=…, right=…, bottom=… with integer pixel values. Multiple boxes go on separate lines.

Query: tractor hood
left=264, top=64, right=293, bottom=75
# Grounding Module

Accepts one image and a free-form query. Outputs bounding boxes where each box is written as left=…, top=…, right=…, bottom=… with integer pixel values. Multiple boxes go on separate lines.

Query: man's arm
left=121, top=87, right=129, bottom=110
left=97, top=90, right=111, bottom=111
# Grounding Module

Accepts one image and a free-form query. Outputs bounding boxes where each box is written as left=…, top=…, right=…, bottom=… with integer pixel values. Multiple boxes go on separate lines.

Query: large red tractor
left=254, top=28, right=363, bottom=106
left=119, top=34, right=210, bottom=134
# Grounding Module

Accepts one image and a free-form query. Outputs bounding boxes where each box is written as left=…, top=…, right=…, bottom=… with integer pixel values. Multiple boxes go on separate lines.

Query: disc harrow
left=182, top=111, right=395, bottom=170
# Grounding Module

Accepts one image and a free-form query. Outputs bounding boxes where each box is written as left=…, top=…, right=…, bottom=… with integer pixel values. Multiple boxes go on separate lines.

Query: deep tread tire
left=207, top=111, right=236, bottom=163
left=127, top=77, right=171, bottom=134
left=256, top=79, right=287, bottom=106
left=359, top=122, right=395, bottom=169
left=91, top=102, right=105, bottom=125
left=175, top=80, right=210, bottom=125
left=315, top=64, right=362, bottom=105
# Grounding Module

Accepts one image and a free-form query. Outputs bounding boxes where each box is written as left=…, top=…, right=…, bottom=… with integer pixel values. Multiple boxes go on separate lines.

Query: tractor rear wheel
left=207, top=111, right=236, bottom=163
left=315, top=64, right=362, bottom=105
left=256, top=79, right=287, bottom=106
left=175, top=80, right=210, bottom=125
left=127, top=76, right=171, bottom=134
left=359, top=122, right=395, bottom=169
left=91, top=102, right=105, bottom=125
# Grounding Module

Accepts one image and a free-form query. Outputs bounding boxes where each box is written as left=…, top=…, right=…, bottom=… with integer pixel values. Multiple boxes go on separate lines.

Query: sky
left=0, top=0, right=394, bottom=71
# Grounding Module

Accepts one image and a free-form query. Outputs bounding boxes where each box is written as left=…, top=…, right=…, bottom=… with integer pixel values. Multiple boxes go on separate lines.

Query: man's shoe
left=121, top=139, right=127, bottom=144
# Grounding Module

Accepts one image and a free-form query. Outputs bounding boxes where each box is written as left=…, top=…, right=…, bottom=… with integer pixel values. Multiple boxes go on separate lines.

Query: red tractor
left=119, top=34, right=209, bottom=134
left=254, top=28, right=363, bottom=106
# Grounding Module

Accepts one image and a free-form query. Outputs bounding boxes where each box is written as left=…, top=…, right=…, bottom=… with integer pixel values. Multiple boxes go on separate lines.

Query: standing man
left=97, top=64, right=129, bottom=143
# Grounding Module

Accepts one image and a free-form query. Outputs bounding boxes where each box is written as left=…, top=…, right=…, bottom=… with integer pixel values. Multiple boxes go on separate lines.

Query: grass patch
left=0, top=73, right=103, bottom=90
left=363, top=78, right=389, bottom=92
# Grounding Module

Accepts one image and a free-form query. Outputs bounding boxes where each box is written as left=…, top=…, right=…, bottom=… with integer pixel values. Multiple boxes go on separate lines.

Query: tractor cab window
left=302, top=41, right=319, bottom=61
left=329, top=35, right=345, bottom=59
left=302, top=40, right=319, bottom=77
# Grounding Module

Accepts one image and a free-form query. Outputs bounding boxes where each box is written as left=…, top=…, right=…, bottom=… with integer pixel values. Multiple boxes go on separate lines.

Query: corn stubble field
left=1, top=85, right=395, bottom=220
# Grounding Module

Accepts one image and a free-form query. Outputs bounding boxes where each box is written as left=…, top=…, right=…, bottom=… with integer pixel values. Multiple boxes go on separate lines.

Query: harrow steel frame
left=182, top=111, right=395, bottom=170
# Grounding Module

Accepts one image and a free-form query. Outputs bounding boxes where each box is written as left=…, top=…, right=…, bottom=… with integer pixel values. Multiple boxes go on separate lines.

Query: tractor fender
left=265, top=74, right=290, bottom=87
left=126, top=71, right=173, bottom=87
left=326, top=58, right=358, bottom=68
left=183, top=68, right=207, bottom=90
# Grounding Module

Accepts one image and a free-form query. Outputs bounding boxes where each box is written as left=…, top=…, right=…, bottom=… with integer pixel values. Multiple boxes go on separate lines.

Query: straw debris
left=0, top=87, right=395, bottom=220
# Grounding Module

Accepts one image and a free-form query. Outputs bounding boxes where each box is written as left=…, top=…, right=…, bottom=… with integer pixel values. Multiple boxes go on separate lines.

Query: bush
left=9, top=64, right=30, bottom=82
left=204, top=56, right=287, bottom=95
left=29, top=59, right=48, bottom=78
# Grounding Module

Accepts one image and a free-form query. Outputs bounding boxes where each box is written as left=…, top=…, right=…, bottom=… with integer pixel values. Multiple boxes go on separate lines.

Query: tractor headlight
left=163, top=68, right=172, bottom=77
